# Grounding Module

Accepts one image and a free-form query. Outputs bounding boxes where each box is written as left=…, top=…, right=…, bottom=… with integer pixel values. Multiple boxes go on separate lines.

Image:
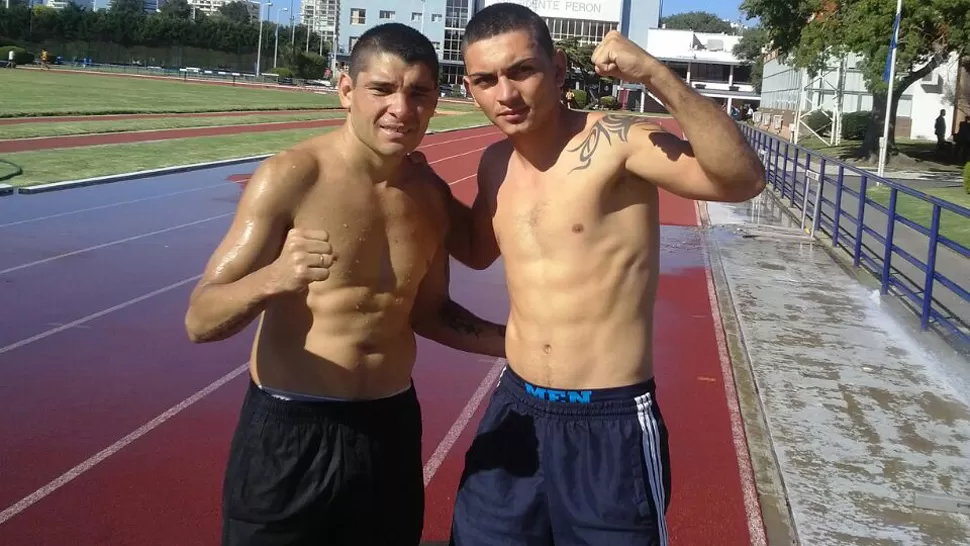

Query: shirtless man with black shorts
left=443, top=4, right=766, bottom=545
left=183, top=23, right=506, bottom=546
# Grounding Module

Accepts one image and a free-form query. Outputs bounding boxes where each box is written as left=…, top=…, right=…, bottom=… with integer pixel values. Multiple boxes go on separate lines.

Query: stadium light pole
left=306, top=12, right=312, bottom=52
left=256, top=1, right=273, bottom=77
left=275, top=7, right=288, bottom=68
left=877, top=0, right=902, bottom=178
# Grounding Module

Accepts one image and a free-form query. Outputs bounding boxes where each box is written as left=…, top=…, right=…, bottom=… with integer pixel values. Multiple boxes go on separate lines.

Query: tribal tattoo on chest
left=566, top=114, right=650, bottom=173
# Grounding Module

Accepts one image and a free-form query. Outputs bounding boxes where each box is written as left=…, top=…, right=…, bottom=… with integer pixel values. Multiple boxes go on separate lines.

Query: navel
left=543, top=344, right=552, bottom=355
left=571, top=223, right=584, bottom=233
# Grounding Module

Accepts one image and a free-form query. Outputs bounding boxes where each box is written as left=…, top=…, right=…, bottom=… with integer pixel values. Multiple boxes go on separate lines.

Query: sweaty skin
left=185, top=55, right=505, bottom=399
left=470, top=118, right=661, bottom=389
left=452, top=29, right=765, bottom=390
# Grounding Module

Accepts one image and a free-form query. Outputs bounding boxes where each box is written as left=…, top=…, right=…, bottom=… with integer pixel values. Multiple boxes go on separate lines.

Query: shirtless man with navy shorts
left=184, top=22, right=506, bottom=546
left=442, top=4, right=766, bottom=544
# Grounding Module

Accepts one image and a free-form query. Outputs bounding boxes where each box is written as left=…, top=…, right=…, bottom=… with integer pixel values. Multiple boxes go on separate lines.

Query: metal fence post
left=812, top=158, right=826, bottom=237
left=853, top=175, right=868, bottom=267
left=881, top=188, right=898, bottom=294
left=921, top=206, right=942, bottom=330
left=833, top=166, right=844, bottom=248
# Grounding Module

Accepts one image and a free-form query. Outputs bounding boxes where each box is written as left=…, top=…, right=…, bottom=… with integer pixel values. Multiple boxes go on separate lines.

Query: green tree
left=661, top=11, right=737, bottom=34
left=218, top=1, right=253, bottom=25
left=555, top=37, right=613, bottom=93
left=109, top=0, right=146, bottom=16
left=732, top=25, right=769, bottom=92
left=159, top=0, right=192, bottom=20
left=741, top=0, right=970, bottom=162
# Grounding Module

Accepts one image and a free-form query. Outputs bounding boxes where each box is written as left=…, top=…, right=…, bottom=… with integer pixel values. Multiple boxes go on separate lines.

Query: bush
left=290, top=51, right=326, bottom=80
left=270, top=67, right=293, bottom=78
left=599, top=95, right=620, bottom=110
left=841, top=110, right=870, bottom=140
left=0, top=46, right=34, bottom=65
left=963, top=162, right=970, bottom=194
left=572, top=88, right=588, bottom=108
left=805, top=110, right=832, bottom=135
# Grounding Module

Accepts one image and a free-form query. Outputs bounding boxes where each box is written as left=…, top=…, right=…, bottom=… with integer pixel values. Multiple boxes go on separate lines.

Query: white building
left=186, top=0, right=259, bottom=19
left=620, top=28, right=758, bottom=113
left=758, top=50, right=967, bottom=142
left=301, top=0, right=338, bottom=43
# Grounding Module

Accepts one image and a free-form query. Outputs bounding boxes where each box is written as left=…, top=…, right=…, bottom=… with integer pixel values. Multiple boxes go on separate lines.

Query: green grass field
left=2, top=112, right=347, bottom=139
left=1, top=69, right=341, bottom=117
left=2, top=112, right=491, bottom=186
left=867, top=185, right=970, bottom=250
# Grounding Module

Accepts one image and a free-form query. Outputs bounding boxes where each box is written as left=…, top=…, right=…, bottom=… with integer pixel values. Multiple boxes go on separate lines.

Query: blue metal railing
left=740, top=123, right=970, bottom=343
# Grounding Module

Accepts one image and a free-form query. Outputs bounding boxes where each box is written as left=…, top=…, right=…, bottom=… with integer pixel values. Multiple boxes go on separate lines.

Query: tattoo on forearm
left=440, top=301, right=507, bottom=340
left=442, top=301, right=484, bottom=337
left=567, top=114, right=647, bottom=172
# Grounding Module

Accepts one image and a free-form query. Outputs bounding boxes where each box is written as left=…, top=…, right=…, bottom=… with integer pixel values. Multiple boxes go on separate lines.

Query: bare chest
left=296, top=181, right=443, bottom=292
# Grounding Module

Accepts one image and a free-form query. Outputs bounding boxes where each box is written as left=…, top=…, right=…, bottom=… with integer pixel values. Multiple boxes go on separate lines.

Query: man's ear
left=553, top=49, right=567, bottom=89
left=338, top=71, right=353, bottom=109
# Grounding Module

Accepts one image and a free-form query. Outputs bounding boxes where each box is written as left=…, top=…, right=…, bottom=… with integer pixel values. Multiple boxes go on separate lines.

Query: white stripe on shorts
left=634, top=391, right=669, bottom=546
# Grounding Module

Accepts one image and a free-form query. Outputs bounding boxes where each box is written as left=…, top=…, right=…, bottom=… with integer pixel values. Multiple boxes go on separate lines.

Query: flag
left=882, top=9, right=901, bottom=82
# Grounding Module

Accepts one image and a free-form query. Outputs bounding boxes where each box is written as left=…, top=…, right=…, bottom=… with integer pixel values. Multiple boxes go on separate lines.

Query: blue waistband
left=497, top=365, right=657, bottom=417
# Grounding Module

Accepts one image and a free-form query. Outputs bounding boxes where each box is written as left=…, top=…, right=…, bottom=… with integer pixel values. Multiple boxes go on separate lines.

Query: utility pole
left=256, top=1, right=273, bottom=77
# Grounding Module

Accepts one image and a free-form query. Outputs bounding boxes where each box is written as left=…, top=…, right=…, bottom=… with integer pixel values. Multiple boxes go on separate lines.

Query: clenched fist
left=267, top=228, right=333, bottom=294
left=591, top=30, right=658, bottom=83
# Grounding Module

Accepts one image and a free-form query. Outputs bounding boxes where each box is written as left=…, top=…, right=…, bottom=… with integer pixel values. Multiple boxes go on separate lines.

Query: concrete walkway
left=762, top=154, right=970, bottom=348
left=701, top=191, right=970, bottom=545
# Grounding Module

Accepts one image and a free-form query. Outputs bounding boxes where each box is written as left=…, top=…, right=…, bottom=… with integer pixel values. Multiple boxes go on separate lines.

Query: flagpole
left=877, top=0, right=902, bottom=178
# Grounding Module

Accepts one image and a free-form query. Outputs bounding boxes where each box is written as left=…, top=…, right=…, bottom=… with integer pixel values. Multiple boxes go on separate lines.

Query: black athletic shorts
left=450, top=365, right=672, bottom=545
left=221, top=379, right=424, bottom=546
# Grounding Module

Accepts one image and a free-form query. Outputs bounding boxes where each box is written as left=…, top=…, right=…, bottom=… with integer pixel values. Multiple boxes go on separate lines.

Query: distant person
left=40, top=49, right=50, bottom=69
left=183, top=22, right=506, bottom=546
left=446, top=3, right=765, bottom=545
left=955, top=115, right=970, bottom=163
left=935, top=109, right=947, bottom=152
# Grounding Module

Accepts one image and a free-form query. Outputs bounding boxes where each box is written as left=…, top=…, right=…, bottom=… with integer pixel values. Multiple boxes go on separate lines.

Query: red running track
left=0, top=123, right=765, bottom=545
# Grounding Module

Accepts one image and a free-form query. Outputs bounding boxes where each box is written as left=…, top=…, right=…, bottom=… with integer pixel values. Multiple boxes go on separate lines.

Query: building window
left=349, top=36, right=359, bottom=50
left=431, top=41, right=440, bottom=50
left=350, top=8, right=365, bottom=24
left=443, top=28, right=464, bottom=61
left=411, top=11, right=422, bottom=21
left=379, top=10, right=394, bottom=19
left=544, top=16, right=618, bottom=45
left=431, top=13, right=442, bottom=22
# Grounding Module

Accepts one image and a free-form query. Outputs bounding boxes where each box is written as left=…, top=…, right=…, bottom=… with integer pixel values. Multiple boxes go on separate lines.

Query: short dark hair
left=462, top=2, right=555, bottom=58
left=348, top=23, right=440, bottom=82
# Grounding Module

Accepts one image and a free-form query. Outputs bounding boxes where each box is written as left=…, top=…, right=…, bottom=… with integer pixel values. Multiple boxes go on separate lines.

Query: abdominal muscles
left=504, top=233, right=658, bottom=390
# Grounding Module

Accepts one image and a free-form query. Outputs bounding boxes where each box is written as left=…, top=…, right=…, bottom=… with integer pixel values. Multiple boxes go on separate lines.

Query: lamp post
left=275, top=7, right=288, bottom=68
left=256, top=1, right=273, bottom=77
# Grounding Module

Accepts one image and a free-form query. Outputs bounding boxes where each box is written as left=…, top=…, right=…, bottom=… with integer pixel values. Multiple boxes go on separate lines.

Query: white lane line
left=0, top=213, right=232, bottom=276
left=0, top=161, right=496, bottom=525
left=0, top=184, right=227, bottom=229
left=0, top=274, right=201, bottom=356
left=695, top=201, right=769, bottom=546
left=423, top=358, right=505, bottom=486
left=429, top=147, right=488, bottom=166
left=0, top=362, right=250, bottom=526
left=448, top=173, right=476, bottom=186
left=421, top=131, right=498, bottom=149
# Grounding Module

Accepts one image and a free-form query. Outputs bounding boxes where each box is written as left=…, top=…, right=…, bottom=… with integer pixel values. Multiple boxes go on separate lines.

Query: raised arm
left=410, top=241, right=506, bottom=358
left=590, top=31, right=765, bottom=202
left=184, top=151, right=331, bottom=343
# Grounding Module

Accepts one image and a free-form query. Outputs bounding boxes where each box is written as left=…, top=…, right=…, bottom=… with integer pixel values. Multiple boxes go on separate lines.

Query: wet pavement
left=703, top=191, right=970, bottom=545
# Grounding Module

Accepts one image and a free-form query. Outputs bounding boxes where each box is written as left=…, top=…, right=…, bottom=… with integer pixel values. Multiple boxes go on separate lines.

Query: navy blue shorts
left=450, top=365, right=671, bottom=545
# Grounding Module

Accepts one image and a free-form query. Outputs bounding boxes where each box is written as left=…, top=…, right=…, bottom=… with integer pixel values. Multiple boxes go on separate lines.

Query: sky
left=661, top=0, right=749, bottom=24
